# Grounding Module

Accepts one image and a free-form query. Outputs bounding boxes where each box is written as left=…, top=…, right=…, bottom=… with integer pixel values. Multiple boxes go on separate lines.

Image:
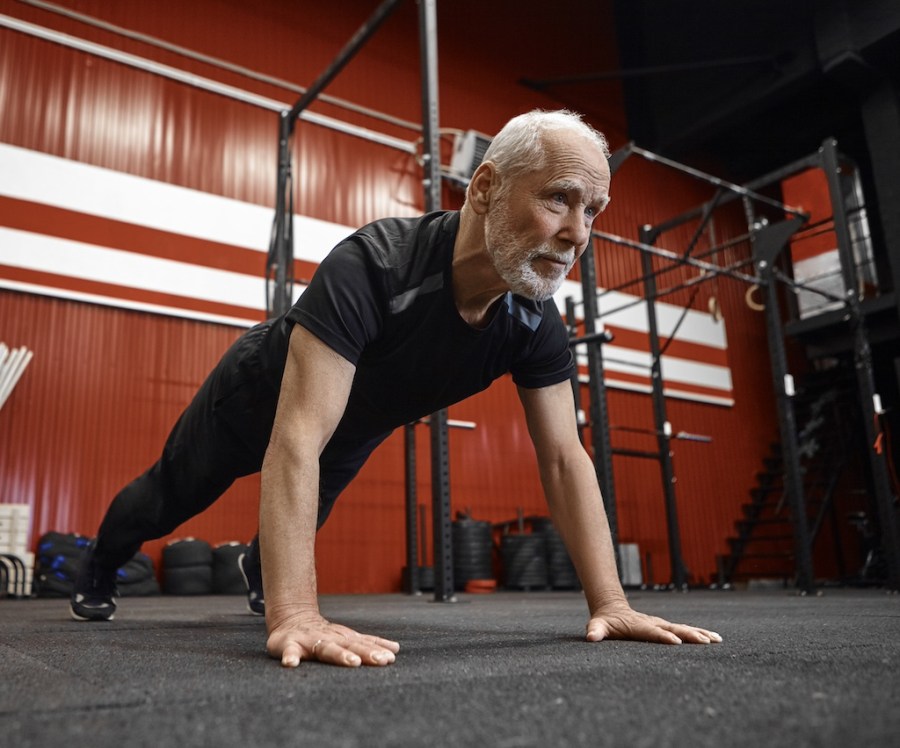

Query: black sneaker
left=70, top=543, right=118, bottom=622
left=238, top=538, right=264, bottom=616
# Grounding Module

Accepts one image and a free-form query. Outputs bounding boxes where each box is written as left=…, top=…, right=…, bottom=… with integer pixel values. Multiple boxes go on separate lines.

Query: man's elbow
left=263, top=421, right=317, bottom=471
left=540, top=447, right=593, bottom=485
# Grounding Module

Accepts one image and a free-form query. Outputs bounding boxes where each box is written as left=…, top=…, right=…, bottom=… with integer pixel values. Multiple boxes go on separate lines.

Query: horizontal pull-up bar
left=593, top=230, right=761, bottom=285
left=592, top=231, right=763, bottom=317
left=595, top=230, right=755, bottom=300
left=650, top=256, right=756, bottom=303
left=630, top=145, right=806, bottom=218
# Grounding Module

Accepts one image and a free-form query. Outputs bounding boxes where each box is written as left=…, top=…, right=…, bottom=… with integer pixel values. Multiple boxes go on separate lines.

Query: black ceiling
left=527, top=0, right=900, bottom=184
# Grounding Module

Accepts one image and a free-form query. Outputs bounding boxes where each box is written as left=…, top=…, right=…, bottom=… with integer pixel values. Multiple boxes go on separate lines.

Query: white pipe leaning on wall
left=0, top=344, right=34, bottom=411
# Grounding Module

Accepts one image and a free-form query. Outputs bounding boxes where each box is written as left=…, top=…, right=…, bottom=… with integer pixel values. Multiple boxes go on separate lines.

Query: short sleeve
left=286, top=239, right=385, bottom=365
left=509, top=302, right=576, bottom=389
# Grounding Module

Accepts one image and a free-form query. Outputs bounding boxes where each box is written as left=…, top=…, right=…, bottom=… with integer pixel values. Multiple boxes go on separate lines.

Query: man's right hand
left=266, top=608, right=400, bottom=668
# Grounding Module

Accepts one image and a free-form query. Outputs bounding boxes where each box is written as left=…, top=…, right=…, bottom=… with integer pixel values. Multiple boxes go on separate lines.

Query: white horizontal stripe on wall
left=0, top=227, right=264, bottom=308
left=0, top=278, right=282, bottom=328
left=576, top=373, right=735, bottom=407
left=555, top=279, right=728, bottom=351
left=660, top=355, right=732, bottom=391
left=663, top=388, right=734, bottom=407
left=0, top=143, right=352, bottom=264
left=576, top=345, right=733, bottom=394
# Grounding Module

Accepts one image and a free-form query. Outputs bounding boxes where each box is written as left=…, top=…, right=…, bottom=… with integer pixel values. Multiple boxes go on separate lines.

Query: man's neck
left=451, top=210, right=508, bottom=328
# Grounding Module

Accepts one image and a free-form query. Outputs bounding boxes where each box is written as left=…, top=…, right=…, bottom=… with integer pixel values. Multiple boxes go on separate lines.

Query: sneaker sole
left=69, top=605, right=115, bottom=622
left=237, top=552, right=265, bottom=616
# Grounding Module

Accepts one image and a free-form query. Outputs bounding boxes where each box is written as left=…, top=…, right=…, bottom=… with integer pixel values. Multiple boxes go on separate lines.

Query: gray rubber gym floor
left=1, top=589, right=897, bottom=748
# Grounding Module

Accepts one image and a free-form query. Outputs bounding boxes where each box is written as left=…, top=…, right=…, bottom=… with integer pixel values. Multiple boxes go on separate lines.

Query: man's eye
left=552, top=193, right=567, bottom=204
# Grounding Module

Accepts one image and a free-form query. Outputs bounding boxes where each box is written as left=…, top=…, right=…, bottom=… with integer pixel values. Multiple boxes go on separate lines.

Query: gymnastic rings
left=745, top=285, right=765, bottom=311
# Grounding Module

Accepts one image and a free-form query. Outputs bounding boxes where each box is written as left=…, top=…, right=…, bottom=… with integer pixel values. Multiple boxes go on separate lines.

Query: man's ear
left=466, top=162, right=498, bottom=215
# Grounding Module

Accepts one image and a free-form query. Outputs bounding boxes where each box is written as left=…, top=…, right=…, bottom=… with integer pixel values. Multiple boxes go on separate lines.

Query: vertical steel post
left=750, top=217, right=815, bottom=593
left=418, top=0, right=441, bottom=215
left=403, top=423, right=419, bottom=594
left=581, top=145, right=629, bottom=573
left=565, top=296, right=586, bottom=447
left=820, top=139, right=900, bottom=590
left=639, top=226, right=687, bottom=589
left=578, top=240, right=620, bottom=560
left=429, top=408, right=453, bottom=601
left=418, top=0, right=454, bottom=601
left=268, top=111, right=293, bottom=318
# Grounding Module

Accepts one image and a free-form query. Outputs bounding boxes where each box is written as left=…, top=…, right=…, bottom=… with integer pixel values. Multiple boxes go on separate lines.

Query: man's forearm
left=541, top=450, right=628, bottom=614
left=259, top=438, right=321, bottom=626
left=258, top=432, right=402, bottom=667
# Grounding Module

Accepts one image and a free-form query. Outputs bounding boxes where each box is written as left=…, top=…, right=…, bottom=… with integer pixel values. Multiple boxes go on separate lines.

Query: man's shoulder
left=353, top=211, right=459, bottom=265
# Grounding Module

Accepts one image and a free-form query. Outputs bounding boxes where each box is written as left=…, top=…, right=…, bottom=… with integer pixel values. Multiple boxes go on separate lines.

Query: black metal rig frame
left=265, top=0, right=457, bottom=602
left=579, top=139, right=899, bottom=592
left=578, top=144, right=805, bottom=590
left=737, top=140, right=900, bottom=592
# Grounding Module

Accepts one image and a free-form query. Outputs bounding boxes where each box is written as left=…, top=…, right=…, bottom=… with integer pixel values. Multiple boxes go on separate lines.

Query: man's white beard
left=486, top=201, right=575, bottom=302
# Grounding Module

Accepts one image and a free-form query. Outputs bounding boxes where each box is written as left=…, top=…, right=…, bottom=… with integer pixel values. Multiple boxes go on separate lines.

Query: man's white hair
left=481, top=109, right=610, bottom=187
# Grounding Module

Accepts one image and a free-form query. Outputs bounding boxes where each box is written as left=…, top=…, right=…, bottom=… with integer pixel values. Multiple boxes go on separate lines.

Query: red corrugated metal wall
left=1, top=0, right=792, bottom=591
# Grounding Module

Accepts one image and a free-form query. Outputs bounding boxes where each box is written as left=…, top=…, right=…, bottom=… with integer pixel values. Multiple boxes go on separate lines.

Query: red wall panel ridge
left=0, top=289, right=259, bottom=551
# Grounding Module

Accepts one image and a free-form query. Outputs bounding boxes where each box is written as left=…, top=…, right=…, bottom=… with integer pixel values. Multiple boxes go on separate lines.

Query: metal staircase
left=722, top=368, right=856, bottom=585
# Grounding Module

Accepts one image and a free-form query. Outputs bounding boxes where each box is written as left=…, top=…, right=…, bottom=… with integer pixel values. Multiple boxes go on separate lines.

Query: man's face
left=485, top=131, right=610, bottom=301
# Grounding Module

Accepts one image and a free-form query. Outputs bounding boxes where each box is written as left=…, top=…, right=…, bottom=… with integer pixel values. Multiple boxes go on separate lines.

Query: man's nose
left=559, top=208, right=591, bottom=250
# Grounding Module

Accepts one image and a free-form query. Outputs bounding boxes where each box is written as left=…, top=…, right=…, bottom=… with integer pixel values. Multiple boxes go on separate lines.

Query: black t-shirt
left=268, top=210, right=574, bottom=517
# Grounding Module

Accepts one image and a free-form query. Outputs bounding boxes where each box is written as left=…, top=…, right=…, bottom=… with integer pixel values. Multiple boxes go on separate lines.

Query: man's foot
left=70, top=542, right=118, bottom=621
left=238, top=538, right=264, bottom=616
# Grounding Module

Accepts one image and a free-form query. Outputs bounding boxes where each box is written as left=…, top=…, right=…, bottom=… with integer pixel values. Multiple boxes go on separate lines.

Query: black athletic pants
left=93, top=323, right=278, bottom=571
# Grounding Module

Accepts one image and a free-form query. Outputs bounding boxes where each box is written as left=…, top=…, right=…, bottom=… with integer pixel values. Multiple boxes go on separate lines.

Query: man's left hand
left=586, top=603, right=722, bottom=645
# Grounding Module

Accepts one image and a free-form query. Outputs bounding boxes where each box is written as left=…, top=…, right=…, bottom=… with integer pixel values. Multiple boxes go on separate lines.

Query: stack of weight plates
left=162, top=538, right=213, bottom=595
left=500, top=533, right=548, bottom=590
left=401, top=564, right=434, bottom=592
left=452, top=517, right=494, bottom=590
left=531, top=517, right=580, bottom=589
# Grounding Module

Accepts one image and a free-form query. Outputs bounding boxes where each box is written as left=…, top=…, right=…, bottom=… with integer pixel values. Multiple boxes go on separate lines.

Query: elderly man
left=71, top=109, right=722, bottom=667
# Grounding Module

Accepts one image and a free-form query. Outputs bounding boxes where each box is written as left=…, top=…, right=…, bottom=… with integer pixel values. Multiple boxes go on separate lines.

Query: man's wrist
left=265, top=600, right=322, bottom=631
left=585, top=588, right=630, bottom=617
